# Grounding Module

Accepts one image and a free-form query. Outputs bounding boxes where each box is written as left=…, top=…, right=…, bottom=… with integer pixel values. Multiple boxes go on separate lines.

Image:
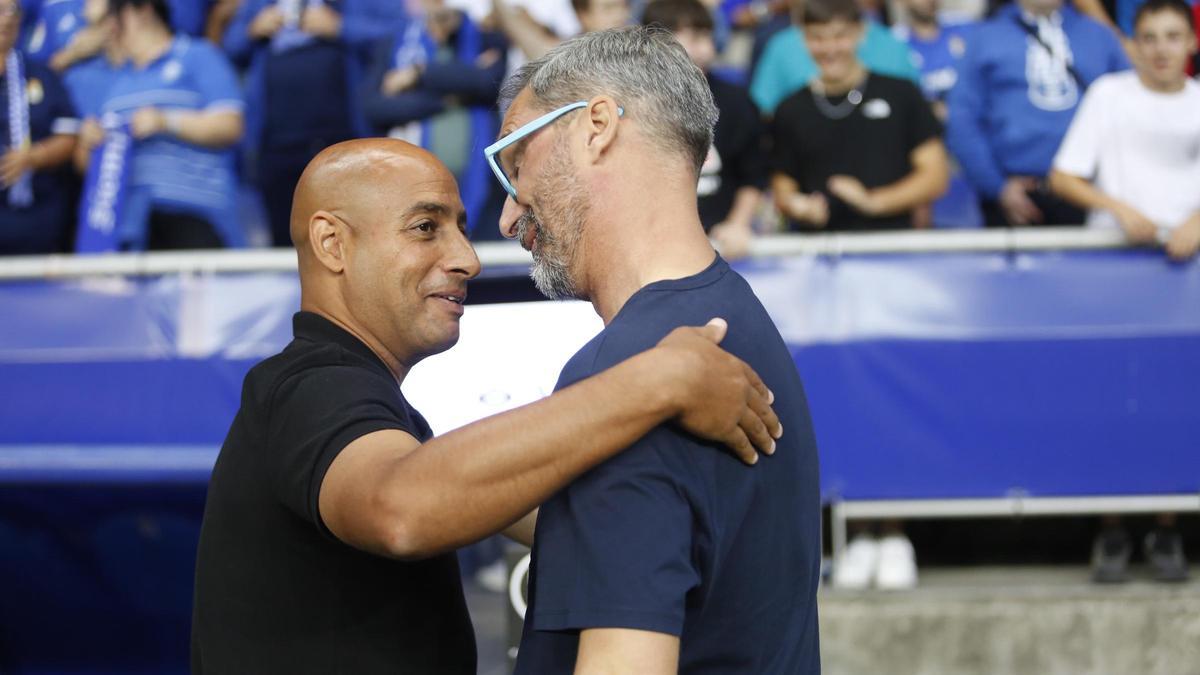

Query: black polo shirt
left=191, top=311, right=476, bottom=674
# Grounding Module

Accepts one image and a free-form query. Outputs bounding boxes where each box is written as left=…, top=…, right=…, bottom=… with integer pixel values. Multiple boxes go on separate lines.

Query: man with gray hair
left=487, top=26, right=822, bottom=674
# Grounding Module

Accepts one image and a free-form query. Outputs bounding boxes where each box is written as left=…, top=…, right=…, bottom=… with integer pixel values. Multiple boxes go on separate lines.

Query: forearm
left=165, top=110, right=244, bottom=148
left=496, top=8, right=559, bottom=60
left=380, top=350, right=681, bottom=557
left=48, top=29, right=103, bottom=73
left=30, top=135, right=76, bottom=171
left=1048, top=170, right=1114, bottom=212
left=771, top=175, right=802, bottom=220
left=867, top=164, right=948, bottom=217
left=420, top=61, right=503, bottom=102
left=724, top=187, right=762, bottom=228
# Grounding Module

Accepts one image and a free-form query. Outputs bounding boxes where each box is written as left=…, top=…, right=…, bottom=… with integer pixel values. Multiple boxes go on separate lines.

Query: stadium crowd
left=0, top=0, right=1195, bottom=586
left=2, top=0, right=1200, bottom=256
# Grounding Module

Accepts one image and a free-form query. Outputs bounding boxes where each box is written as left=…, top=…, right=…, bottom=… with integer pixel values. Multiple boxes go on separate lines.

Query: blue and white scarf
left=5, top=49, right=33, bottom=208
left=76, top=113, right=132, bottom=253
left=391, top=14, right=496, bottom=233
left=271, top=0, right=325, bottom=53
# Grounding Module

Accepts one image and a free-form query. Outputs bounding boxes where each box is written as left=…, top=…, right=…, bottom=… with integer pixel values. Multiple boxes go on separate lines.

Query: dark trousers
left=259, top=138, right=351, bottom=248
left=981, top=182, right=1086, bottom=228
left=147, top=210, right=224, bottom=250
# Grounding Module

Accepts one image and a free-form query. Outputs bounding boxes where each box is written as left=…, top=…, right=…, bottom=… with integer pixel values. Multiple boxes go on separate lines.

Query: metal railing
left=0, top=227, right=1133, bottom=281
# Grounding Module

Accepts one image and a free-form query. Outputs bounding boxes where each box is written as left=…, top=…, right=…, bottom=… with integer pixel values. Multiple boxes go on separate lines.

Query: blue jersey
left=99, top=36, right=245, bottom=247
left=62, top=55, right=121, bottom=118
left=23, top=0, right=85, bottom=64
left=514, top=257, right=823, bottom=675
left=894, top=22, right=971, bottom=102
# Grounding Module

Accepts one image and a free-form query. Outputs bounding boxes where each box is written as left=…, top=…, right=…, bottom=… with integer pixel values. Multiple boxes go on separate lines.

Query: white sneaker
left=833, top=535, right=880, bottom=590
left=874, top=534, right=918, bottom=590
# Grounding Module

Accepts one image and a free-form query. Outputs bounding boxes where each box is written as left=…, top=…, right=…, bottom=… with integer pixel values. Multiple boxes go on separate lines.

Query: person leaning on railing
left=1049, top=0, right=1200, bottom=262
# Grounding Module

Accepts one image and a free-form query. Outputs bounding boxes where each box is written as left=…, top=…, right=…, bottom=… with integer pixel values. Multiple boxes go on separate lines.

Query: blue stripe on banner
left=0, top=445, right=218, bottom=484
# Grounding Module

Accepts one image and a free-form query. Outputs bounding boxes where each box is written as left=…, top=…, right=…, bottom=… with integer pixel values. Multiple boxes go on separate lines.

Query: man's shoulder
left=1087, top=70, right=1136, bottom=97
left=245, top=339, right=400, bottom=414
left=774, top=87, right=816, bottom=122
left=869, top=72, right=924, bottom=95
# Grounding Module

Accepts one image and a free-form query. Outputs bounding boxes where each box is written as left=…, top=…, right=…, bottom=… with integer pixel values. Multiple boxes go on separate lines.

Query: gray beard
left=519, top=145, right=590, bottom=301
left=518, top=210, right=581, bottom=300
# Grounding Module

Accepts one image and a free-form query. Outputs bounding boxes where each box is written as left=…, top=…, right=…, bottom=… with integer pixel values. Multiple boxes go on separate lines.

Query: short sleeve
left=265, top=364, right=418, bottom=534
left=189, top=40, right=245, bottom=112
left=529, top=429, right=700, bottom=637
left=769, top=97, right=805, bottom=181
left=1052, top=80, right=1105, bottom=178
left=902, top=81, right=942, bottom=152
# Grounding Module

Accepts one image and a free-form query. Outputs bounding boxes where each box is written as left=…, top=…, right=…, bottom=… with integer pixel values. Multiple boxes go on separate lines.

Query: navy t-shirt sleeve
left=530, top=431, right=700, bottom=636
left=264, top=363, right=422, bottom=534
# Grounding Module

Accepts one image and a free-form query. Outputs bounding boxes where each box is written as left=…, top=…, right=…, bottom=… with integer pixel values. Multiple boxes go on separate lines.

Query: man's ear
left=582, top=95, right=622, bottom=164
left=310, top=211, right=347, bottom=274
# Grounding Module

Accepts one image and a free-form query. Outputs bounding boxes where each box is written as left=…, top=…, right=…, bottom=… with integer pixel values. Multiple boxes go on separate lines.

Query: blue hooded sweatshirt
left=945, top=3, right=1128, bottom=198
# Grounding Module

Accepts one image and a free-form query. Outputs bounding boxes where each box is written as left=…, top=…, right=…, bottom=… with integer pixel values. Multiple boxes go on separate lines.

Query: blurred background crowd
left=2, top=0, right=1199, bottom=259
left=1, top=0, right=1197, bottom=591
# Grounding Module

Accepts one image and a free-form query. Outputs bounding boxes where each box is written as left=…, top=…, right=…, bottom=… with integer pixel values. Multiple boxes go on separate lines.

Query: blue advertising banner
left=0, top=248, right=1197, bottom=672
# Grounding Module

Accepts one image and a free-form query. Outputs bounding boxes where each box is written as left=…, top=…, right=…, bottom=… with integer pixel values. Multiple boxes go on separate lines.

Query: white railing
left=0, top=227, right=1132, bottom=281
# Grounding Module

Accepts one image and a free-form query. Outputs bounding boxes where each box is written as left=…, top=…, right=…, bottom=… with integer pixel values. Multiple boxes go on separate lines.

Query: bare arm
left=319, top=320, right=782, bottom=560
left=130, top=108, right=244, bottom=149
left=1048, top=169, right=1116, bottom=212
left=1049, top=169, right=1157, bottom=242
left=0, top=134, right=77, bottom=187
left=771, top=173, right=828, bottom=228
left=827, top=138, right=949, bottom=219
left=492, top=0, right=560, bottom=60
left=574, top=628, right=679, bottom=675
left=710, top=187, right=761, bottom=259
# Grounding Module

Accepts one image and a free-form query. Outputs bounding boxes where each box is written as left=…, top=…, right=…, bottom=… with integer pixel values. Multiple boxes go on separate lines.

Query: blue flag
left=75, top=114, right=132, bottom=253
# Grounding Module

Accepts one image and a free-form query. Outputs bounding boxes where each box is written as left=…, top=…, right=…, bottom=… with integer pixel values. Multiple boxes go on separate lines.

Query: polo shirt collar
left=292, top=311, right=395, bottom=379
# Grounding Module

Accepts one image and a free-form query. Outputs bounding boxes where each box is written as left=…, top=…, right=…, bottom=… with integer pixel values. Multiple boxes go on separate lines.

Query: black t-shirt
left=770, top=73, right=942, bottom=231
left=699, top=73, right=768, bottom=232
left=191, top=312, right=475, bottom=674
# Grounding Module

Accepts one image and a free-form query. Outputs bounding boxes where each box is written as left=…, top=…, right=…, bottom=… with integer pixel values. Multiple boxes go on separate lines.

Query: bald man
left=190, top=139, right=781, bottom=674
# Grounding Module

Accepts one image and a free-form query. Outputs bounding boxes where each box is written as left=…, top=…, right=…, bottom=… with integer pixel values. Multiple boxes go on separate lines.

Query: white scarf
left=6, top=49, right=33, bottom=208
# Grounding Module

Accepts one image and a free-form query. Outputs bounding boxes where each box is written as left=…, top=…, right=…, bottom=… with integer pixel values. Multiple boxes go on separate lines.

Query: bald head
left=291, top=138, right=454, bottom=257
left=291, top=138, right=479, bottom=376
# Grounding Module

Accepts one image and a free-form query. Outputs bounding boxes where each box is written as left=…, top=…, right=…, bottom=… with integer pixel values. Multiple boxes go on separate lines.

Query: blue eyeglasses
left=484, top=100, right=623, bottom=200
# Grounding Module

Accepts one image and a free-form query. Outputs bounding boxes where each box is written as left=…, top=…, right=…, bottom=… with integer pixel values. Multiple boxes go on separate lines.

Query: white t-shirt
left=1053, top=71, right=1200, bottom=231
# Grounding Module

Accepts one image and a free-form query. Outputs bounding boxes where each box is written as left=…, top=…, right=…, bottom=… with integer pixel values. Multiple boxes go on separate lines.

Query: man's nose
left=447, top=228, right=482, bottom=280
left=498, top=196, right=527, bottom=239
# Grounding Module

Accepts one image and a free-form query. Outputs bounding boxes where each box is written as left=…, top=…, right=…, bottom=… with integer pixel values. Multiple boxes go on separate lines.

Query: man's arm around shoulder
left=317, top=319, right=781, bottom=560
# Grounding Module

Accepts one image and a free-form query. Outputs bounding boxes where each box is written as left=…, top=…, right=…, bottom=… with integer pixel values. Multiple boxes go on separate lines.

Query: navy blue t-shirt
left=514, top=256, right=822, bottom=674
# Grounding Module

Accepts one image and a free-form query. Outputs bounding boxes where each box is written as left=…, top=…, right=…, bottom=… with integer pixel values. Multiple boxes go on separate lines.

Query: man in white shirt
left=1049, top=0, right=1200, bottom=261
